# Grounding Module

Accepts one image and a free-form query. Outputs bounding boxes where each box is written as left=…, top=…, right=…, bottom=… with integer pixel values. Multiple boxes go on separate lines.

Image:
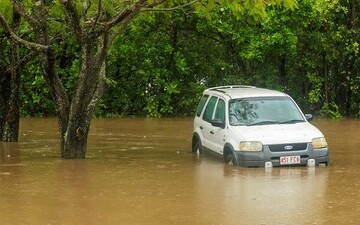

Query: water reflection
left=0, top=118, right=359, bottom=224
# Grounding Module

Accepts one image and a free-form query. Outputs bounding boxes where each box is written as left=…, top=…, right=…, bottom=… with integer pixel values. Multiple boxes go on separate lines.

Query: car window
left=214, top=98, right=225, bottom=123
left=229, top=97, right=304, bottom=126
left=196, top=94, right=209, bottom=117
left=203, top=96, right=218, bottom=122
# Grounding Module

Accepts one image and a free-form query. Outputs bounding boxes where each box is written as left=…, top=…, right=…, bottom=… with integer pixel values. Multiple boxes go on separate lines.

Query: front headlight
left=312, top=137, right=328, bottom=149
left=240, top=141, right=263, bottom=152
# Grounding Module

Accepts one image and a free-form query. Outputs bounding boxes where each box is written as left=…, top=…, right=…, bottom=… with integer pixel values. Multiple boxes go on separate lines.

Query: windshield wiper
left=279, top=119, right=305, bottom=124
left=248, top=120, right=279, bottom=126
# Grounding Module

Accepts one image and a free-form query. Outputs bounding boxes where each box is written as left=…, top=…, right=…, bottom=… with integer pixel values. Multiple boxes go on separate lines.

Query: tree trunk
left=62, top=124, right=89, bottom=159
left=0, top=69, right=12, bottom=141
left=62, top=41, right=107, bottom=159
left=0, top=9, right=21, bottom=142
left=342, top=0, right=356, bottom=116
left=1, top=58, right=20, bottom=142
left=0, top=39, right=6, bottom=138
left=18, top=1, right=108, bottom=159
left=278, top=55, right=287, bottom=87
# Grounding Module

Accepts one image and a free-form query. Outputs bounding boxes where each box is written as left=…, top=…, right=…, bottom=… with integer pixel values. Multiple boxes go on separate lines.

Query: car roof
left=204, top=85, right=288, bottom=99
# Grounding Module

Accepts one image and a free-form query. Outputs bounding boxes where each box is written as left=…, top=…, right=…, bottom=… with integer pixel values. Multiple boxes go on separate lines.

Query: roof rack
left=206, top=85, right=256, bottom=91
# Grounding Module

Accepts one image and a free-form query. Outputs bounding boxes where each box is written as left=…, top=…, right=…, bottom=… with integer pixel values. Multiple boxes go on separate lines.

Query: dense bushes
left=12, top=0, right=360, bottom=118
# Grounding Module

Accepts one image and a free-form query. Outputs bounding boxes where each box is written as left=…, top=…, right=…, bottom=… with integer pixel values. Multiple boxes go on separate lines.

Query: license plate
left=280, top=156, right=301, bottom=165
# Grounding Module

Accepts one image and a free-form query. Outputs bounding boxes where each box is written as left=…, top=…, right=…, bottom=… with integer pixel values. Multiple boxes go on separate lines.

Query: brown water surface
left=0, top=118, right=359, bottom=225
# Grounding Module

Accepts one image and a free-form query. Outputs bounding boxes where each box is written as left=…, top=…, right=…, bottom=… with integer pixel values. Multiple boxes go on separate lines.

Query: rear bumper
left=234, top=145, right=329, bottom=167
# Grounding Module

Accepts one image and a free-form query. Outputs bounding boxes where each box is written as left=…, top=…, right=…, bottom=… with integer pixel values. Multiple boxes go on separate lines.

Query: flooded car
left=192, top=85, right=329, bottom=167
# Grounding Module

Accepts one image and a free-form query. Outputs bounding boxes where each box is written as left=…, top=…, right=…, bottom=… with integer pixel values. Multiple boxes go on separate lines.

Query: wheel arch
left=223, top=143, right=238, bottom=163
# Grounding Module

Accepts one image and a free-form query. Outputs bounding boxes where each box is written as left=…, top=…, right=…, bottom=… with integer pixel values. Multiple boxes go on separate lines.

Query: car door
left=208, top=98, right=227, bottom=155
left=202, top=96, right=226, bottom=155
left=201, top=96, right=217, bottom=151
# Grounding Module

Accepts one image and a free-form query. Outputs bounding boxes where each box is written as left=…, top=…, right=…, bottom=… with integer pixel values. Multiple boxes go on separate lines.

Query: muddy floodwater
left=0, top=118, right=359, bottom=225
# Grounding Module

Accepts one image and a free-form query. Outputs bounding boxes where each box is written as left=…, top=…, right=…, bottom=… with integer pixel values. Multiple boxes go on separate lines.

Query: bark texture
left=0, top=7, right=21, bottom=142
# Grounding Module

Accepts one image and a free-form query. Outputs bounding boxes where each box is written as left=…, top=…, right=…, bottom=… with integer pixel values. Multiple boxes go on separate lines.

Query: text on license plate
left=280, top=156, right=301, bottom=165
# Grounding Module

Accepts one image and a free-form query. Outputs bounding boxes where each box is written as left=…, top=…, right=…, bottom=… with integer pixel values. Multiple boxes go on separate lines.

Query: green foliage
left=0, top=0, right=12, bottom=19
left=2, top=0, right=359, bottom=118
left=195, top=0, right=297, bottom=22
left=307, top=72, right=323, bottom=104
left=320, top=103, right=343, bottom=119
left=21, top=64, right=56, bottom=116
left=98, top=10, right=235, bottom=117
left=54, top=36, right=81, bottom=99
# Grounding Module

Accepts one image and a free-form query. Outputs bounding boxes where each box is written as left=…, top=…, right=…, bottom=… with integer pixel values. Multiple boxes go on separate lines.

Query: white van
left=192, top=85, right=329, bottom=167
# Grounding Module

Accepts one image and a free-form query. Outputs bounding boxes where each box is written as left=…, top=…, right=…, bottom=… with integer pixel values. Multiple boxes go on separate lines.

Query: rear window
left=196, top=95, right=209, bottom=117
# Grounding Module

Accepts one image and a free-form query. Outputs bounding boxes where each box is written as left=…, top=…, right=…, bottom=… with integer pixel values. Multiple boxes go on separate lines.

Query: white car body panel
left=230, top=123, right=324, bottom=146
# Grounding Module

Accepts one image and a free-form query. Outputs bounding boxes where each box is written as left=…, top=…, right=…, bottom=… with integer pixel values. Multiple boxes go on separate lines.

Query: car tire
left=192, top=138, right=203, bottom=155
left=224, top=152, right=236, bottom=166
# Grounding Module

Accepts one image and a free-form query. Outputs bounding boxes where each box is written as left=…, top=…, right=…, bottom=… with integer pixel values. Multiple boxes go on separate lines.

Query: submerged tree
left=0, top=0, right=297, bottom=159
left=0, top=4, right=22, bottom=142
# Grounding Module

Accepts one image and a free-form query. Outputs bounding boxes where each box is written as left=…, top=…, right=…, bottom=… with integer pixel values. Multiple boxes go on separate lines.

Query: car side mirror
left=305, top=114, right=313, bottom=121
left=211, top=119, right=225, bottom=129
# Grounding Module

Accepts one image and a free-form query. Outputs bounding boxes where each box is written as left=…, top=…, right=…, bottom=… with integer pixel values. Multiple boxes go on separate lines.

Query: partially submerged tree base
left=62, top=127, right=89, bottom=159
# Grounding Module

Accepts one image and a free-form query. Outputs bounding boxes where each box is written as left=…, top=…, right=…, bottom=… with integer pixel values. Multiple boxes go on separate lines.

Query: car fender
left=193, top=124, right=204, bottom=141
left=224, top=127, right=243, bottom=151
left=223, top=143, right=239, bottom=164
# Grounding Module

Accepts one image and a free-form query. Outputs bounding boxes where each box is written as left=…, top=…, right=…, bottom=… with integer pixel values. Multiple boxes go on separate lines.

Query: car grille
left=268, top=143, right=308, bottom=152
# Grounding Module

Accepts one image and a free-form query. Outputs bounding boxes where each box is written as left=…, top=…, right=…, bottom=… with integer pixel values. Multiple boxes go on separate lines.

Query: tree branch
left=59, top=0, right=84, bottom=43
left=102, top=0, right=146, bottom=30
left=5, top=51, right=37, bottom=74
left=85, top=61, right=107, bottom=123
left=11, top=0, right=38, bottom=28
left=0, top=13, right=49, bottom=52
left=89, top=0, right=103, bottom=34
left=108, top=11, right=137, bottom=45
left=142, top=0, right=167, bottom=8
left=82, top=0, right=92, bottom=20
left=141, top=0, right=199, bottom=12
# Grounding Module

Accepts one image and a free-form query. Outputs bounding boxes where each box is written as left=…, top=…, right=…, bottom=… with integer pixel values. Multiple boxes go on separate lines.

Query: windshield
left=229, top=97, right=305, bottom=126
